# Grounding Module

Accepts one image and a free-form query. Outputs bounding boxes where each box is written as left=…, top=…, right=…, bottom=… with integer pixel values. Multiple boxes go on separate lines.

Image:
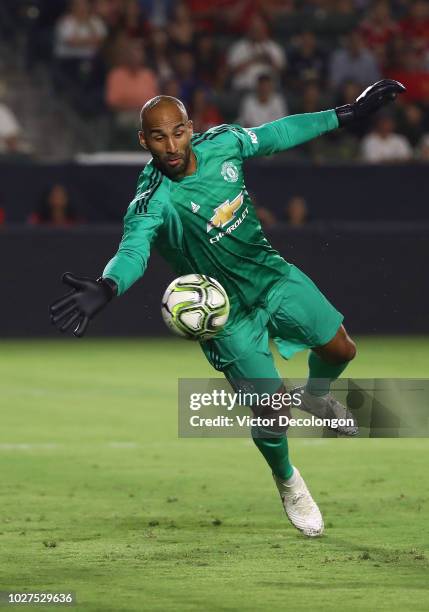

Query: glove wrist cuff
left=97, top=277, right=117, bottom=300
left=335, top=104, right=355, bottom=127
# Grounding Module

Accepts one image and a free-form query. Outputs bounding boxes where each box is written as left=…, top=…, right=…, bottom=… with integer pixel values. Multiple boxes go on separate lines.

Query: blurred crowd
left=22, top=183, right=309, bottom=228
left=1, top=0, right=429, bottom=162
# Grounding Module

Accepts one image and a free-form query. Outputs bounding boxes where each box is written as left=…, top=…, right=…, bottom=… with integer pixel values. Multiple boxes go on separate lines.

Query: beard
left=153, top=146, right=192, bottom=179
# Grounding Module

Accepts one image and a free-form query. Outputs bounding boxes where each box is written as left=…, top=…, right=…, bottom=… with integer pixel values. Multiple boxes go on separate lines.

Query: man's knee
left=338, top=336, right=357, bottom=363
left=314, top=326, right=357, bottom=364
left=328, top=339, right=356, bottom=364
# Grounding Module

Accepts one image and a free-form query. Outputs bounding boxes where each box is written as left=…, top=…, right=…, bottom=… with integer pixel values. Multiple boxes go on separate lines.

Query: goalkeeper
left=50, top=80, right=405, bottom=537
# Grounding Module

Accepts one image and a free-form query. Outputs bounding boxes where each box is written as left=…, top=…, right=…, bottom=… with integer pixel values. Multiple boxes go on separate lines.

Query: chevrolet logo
left=206, top=192, right=243, bottom=232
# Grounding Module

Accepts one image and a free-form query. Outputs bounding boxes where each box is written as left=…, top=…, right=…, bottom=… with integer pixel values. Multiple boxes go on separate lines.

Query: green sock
left=306, top=350, right=349, bottom=396
left=251, top=426, right=294, bottom=481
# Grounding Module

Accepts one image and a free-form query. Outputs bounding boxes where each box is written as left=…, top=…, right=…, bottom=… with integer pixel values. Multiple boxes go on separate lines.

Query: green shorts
left=201, top=264, right=343, bottom=394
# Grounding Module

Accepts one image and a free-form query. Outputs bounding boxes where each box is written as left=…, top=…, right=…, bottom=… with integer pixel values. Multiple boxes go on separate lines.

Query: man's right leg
left=225, top=364, right=324, bottom=538
left=202, top=310, right=294, bottom=482
left=201, top=312, right=324, bottom=537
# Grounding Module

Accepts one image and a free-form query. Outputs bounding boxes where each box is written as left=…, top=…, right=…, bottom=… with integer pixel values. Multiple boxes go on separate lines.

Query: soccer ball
left=161, top=274, right=230, bottom=341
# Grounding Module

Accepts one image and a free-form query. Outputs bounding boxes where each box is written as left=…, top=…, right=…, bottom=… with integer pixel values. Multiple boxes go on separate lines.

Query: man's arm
left=241, top=110, right=339, bottom=158
left=103, top=201, right=165, bottom=295
left=235, top=79, right=405, bottom=159
left=49, top=196, right=166, bottom=337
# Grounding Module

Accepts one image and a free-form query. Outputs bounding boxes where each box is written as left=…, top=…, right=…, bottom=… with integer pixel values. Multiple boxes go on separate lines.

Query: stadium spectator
left=185, top=0, right=257, bottom=35
left=106, top=39, right=159, bottom=112
left=54, top=0, right=107, bottom=64
left=301, top=0, right=358, bottom=35
left=94, top=0, right=124, bottom=31
left=296, top=81, right=326, bottom=113
left=255, top=205, right=277, bottom=230
left=138, top=0, right=174, bottom=28
left=168, top=1, right=194, bottom=53
left=160, top=75, right=181, bottom=97
left=396, top=103, right=429, bottom=147
left=387, top=49, right=429, bottom=104
left=285, top=195, right=308, bottom=226
left=260, top=0, right=296, bottom=23
left=226, top=13, right=286, bottom=91
left=337, top=78, right=362, bottom=106
left=238, top=74, right=288, bottom=127
left=361, top=114, right=413, bottom=163
left=194, top=33, right=222, bottom=87
left=334, top=79, right=367, bottom=137
left=28, top=184, right=81, bottom=227
left=53, top=0, right=108, bottom=102
left=173, top=50, right=203, bottom=106
left=119, top=0, right=148, bottom=40
left=0, top=102, right=22, bottom=154
left=217, top=0, right=260, bottom=34
left=286, top=30, right=327, bottom=91
left=190, top=88, right=224, bottom=132
left=146, top=26, right=175, bottom=82
left=106, top=38, right=158, bottom=147
left=4, top=0, right=425, bottom=163
left=399, top=0, right=429, bottom=54
left=417, top=133, right=429, bottom=161
left=184, top=0, right=217, bottom=33
left=329, top=30, right=381, bottom=90
left=249, top=190, right=277, bottom=230
left=25, top=0, right=70, bottom=67
left=358, top=0, right=399, bottom=58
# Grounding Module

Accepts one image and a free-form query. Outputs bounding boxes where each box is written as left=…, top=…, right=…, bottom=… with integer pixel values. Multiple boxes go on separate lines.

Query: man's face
left=249, top=15, right=268, bottom=42
left=257, top=77, right=273, bottom=99
left=349, top=32, right=363, bottom=54
left=377, top=117, right=394, bottom=136
left=124, top=41, right=144, bottom=69
left=139, top=104, right=193, bottom=179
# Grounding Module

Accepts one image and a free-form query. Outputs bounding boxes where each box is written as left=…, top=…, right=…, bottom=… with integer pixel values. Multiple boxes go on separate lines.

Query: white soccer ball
left=161, top=274, right=230, bottom=341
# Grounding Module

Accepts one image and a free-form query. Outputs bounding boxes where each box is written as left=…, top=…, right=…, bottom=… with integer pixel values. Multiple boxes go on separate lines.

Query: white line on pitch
left=0, top=443, right=61, bottom=450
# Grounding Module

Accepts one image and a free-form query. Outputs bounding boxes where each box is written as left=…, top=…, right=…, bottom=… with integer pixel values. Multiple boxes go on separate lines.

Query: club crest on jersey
left=221, top=161, right=239, bottom=183
left=207, top=192, right=243, bottom=232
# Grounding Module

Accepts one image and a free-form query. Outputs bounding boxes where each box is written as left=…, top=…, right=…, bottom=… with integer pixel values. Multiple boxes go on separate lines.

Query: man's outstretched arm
left=49, top=198, right=165, bottom=337
left=239, top=79, right=406, bottom=158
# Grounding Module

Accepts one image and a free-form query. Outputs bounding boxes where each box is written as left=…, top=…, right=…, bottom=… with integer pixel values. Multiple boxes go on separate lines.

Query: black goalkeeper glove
left=50, top=273, right=117, bottom=337
left=335, top=79, right=406, bottom=127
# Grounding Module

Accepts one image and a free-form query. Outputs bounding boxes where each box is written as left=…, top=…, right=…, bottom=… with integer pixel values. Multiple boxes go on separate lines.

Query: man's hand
left=335, top=79, right=406, bottom=126
left=50, top=273, right=117, bottom=337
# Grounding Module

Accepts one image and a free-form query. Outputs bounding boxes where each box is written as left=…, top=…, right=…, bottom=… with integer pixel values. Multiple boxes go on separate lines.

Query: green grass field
left=1, top=337, right=428, bottom=611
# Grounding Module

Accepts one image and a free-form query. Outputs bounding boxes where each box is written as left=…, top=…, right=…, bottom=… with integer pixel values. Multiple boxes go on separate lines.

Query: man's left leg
left=307, top=324, right=356, bottom=397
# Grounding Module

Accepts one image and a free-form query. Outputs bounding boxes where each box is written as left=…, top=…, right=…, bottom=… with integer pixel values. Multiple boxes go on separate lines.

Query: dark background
left=2, top=161, right=427, bottom=337
left=1, top=161, right=428, bottom=222
left=3, top=217, right=427, bottom=337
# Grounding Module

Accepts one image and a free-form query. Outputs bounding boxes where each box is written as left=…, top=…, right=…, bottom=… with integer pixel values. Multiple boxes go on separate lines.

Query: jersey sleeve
left=102, top=169, right=167, bottom=295
left=228, top=110, right=339, bottom=159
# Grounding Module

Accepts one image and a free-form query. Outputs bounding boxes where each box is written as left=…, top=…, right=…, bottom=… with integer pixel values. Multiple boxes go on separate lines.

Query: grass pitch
left=0, top=337, right=428, bottom=611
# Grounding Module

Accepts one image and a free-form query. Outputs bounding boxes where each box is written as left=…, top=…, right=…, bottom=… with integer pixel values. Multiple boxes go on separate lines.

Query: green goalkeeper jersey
left=103, top=110, right=339, bottom=327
